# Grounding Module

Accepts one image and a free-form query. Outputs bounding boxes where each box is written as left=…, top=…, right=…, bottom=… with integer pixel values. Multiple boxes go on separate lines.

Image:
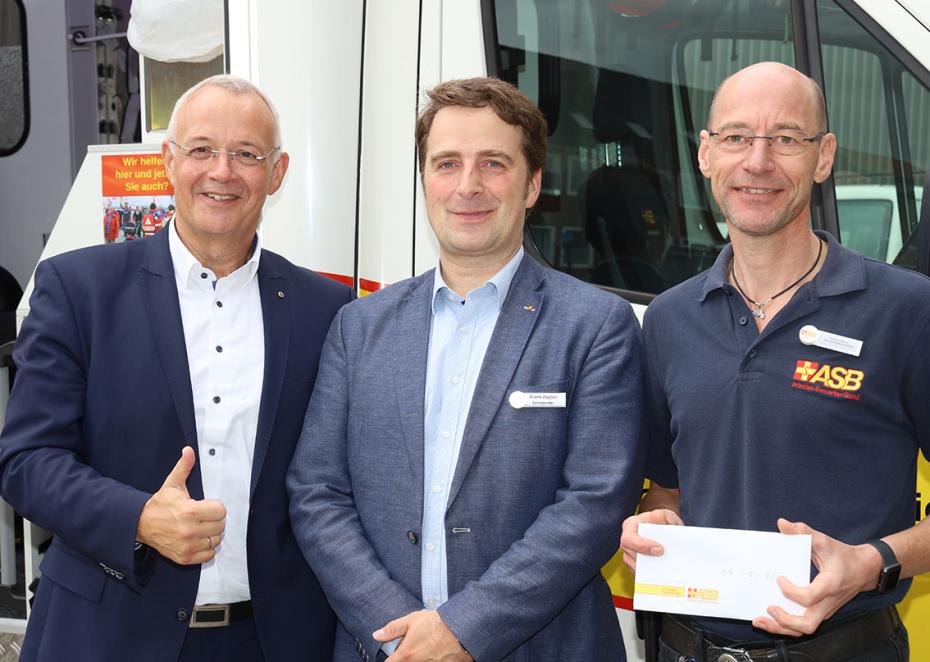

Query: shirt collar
left=431, top=246, right=525, bottom=314
left=698, top=229, right=866, bottom=302
left=169, top=218, right=262, bottom=291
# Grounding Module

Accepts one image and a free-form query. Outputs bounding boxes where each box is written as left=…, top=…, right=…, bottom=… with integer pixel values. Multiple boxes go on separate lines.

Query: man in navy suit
left=0, top=75, right=351, bottom=661
left=288, top=78, right=646, bottom=661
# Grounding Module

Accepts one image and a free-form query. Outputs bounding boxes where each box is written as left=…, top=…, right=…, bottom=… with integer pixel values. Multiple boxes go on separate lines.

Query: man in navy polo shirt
left=621, top=61, right=930, bottom=661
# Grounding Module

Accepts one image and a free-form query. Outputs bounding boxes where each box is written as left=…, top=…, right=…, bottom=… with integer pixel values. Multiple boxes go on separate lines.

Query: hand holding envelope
left=751, top=518, right=885, bottom=637
left=620, top=507, right=683, bottom=571
left=632, top=522, right=811, bottom=622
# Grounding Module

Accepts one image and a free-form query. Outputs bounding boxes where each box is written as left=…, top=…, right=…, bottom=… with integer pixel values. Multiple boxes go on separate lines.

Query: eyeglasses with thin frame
left=169, top=140, right=280, bottom=167
left=706, top=130, right=826, bottom=156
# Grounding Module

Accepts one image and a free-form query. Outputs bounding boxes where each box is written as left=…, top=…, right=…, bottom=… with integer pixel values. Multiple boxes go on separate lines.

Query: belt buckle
left=189, top=604, right=230, bottom=628
left=707, top=646, right=753, bottom=662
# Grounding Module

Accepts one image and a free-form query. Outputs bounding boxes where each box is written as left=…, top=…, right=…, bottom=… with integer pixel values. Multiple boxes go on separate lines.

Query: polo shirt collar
left=812, top=230, right=867, bottom=296
left=698, top=243, right=733, bottom=302
left=698, top=229, right=866, bottom=303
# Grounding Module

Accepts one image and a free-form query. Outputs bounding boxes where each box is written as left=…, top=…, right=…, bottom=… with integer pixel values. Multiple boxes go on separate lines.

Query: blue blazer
left=0, top=228, right=351, bottom=662
left=288, top=255, right=646, bottom=662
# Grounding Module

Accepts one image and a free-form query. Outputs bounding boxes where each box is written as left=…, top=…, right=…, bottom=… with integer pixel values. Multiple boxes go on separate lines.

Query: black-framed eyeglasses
left=706, top=130, right=826, bottom=156
left=169, top=140, right=280, bottom=167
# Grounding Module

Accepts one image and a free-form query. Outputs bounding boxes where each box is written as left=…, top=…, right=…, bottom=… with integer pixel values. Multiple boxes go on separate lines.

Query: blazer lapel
left=138, top=230, right=203, bottom=499
left=250, top=260, right=288, bottom=496
left=447, top=256, right=545, bottom=507
left=390, top=273, right=433, bottom=496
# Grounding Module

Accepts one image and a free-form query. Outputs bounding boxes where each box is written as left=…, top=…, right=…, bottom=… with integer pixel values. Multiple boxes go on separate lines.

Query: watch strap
left=865, top=538, right=900, bottom=593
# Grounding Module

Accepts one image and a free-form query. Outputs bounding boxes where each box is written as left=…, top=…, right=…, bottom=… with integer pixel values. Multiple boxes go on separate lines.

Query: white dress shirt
left=168, top=221, right=265, bottom=605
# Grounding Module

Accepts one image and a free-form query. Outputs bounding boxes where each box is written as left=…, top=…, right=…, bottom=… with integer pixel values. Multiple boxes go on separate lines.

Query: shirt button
left=459, top=326, right=470, bottom=335
left=426, top=598, right=438, bottom=609
left=406, top=530, right=418, bottom=545
left=213, top=396, right=221, bottom=404
left=216, top=301, right=223, bottom=308
left=440, top=430, right=451, bottom=440
left=208, top=448, right=216, bottom=456
left=450, top=375, right=460, bottom=385
left=748, top=349, right=757, bottom=358
left=738, top=316, right=748, bottom=326
left=432, top=484, right=442, bottom=493
left=215, top=345, right=223, bottom=353
left=176, top=608, right=189, bottom=622
left=425, top=542, right=436, bottom=551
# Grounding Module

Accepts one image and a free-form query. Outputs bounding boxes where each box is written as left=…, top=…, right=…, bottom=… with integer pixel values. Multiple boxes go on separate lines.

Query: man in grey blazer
left=288, top=78, right=645, bottom=662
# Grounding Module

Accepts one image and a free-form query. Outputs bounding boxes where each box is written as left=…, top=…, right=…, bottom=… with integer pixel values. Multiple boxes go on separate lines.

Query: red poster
left=101, top=152, right=176, bottom=245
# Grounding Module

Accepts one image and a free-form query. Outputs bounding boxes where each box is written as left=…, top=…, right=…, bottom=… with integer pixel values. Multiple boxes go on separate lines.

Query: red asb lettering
left=792, top=359, right=864, bottom=393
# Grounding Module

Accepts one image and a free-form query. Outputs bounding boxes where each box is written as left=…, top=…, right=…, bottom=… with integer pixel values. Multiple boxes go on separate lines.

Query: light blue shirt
left=381, top=248, right=524, bottom=655
left=421, top=248, right=524, bottom=610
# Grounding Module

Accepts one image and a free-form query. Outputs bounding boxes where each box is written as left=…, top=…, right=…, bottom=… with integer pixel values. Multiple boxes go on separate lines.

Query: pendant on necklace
left=752, top=307, right=765, bottom=320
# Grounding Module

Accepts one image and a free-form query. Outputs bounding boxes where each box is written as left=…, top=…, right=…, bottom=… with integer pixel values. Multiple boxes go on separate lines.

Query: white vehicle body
left=2, top=1, right=930, bottom=658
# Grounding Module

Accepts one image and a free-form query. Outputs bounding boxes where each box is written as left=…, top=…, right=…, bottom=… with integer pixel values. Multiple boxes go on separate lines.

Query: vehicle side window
left=817, top=1, right=930, bottom=267
left=492, top=0, right=930, bottom=295
left=144, top=55, right=224, bottom=133
left=0, top=0, right=28, bottom=155
left=491, top=0, right=795, bottom=300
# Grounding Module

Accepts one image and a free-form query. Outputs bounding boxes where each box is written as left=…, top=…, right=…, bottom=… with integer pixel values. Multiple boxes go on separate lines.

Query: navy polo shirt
left=643, top=230, right=930, bottom=639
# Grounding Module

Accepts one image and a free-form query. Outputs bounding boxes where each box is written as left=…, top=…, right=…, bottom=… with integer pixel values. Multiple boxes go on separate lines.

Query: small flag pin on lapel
left=523, top=305, right=535, bottom=312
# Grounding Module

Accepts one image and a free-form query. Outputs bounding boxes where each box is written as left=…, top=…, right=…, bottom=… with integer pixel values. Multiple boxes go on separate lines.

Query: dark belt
left=660, top=606, right=900, bottom=662
left=189, top=600, right=253, bottom=628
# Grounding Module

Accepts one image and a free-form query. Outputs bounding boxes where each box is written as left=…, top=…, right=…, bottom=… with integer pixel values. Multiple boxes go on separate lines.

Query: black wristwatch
left=865, top=538, right=901, bottom=593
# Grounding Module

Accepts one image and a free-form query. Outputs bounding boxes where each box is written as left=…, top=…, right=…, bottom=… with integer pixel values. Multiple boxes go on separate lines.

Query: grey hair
left=166, top=74, right=283, bottom=149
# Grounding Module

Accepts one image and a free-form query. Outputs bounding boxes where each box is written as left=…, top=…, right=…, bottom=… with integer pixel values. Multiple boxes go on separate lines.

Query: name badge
left=799, top=325, right=862, bottom=357
left=508, top=391, right=566, bottom=409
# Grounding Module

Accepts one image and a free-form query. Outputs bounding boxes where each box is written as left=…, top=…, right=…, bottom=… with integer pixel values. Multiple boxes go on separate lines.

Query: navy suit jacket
left=0, top=228, right=351, bottom=661
left=288, top=255, right=646, bottom=662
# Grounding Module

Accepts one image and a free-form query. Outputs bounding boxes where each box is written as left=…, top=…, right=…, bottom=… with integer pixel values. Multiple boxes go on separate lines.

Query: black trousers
left=178, top=618, right=265, bottom=662
left=657, top=619, right=908, bottom=662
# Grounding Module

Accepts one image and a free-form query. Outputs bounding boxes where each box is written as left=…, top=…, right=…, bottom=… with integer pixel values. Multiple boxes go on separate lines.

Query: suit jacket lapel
left=138, top=230, right=203, bottom=499
left=391, top=273, right=433, bottom=498
left=447, top=256, right=545, bottom=507
left=250, top=259, right=288, bottom=496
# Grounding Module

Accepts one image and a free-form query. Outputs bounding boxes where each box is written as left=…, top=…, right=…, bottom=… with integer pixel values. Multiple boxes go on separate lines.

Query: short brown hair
left=416, top=77, right=548, bottom=180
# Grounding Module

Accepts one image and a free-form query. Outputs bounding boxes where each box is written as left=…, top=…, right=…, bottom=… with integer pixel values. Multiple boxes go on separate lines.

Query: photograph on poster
left=101, top=153, right=175, bottom=244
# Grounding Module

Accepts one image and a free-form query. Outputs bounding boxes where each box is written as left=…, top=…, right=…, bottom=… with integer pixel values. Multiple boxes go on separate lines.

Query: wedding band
left=207, top=536, right=214, bottom=550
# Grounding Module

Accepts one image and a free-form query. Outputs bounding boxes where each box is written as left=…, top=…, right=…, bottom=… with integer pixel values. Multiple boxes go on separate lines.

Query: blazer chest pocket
left=39, top=539, right=107, bottom=603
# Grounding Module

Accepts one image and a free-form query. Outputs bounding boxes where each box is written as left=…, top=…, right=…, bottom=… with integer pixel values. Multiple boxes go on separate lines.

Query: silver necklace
left=730, top=238, right=823, bottom=320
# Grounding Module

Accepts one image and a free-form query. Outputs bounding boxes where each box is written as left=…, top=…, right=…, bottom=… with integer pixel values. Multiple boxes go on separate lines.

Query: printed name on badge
left=508, top=391, right=567, bottom=409
left=798, top=325, right=863, bottom=357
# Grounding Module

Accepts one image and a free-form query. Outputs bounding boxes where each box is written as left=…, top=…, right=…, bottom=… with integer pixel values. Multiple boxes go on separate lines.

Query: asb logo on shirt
left=791, top=360, right=864, bottom=400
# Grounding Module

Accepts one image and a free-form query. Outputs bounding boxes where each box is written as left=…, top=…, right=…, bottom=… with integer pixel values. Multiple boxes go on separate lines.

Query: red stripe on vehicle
left=318, top=272, right=353, bottom=287
left=359, top=278, right=384, bottom=293
left=613, top=595, right=634, bottom=611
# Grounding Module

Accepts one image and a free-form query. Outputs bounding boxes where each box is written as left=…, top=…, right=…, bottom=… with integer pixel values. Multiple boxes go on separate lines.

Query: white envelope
left=633, top=524, right=811, bottom=621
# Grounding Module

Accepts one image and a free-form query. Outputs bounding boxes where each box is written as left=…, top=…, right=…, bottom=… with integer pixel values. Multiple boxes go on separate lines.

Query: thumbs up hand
left=136, top=447, right=227, bottom=565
